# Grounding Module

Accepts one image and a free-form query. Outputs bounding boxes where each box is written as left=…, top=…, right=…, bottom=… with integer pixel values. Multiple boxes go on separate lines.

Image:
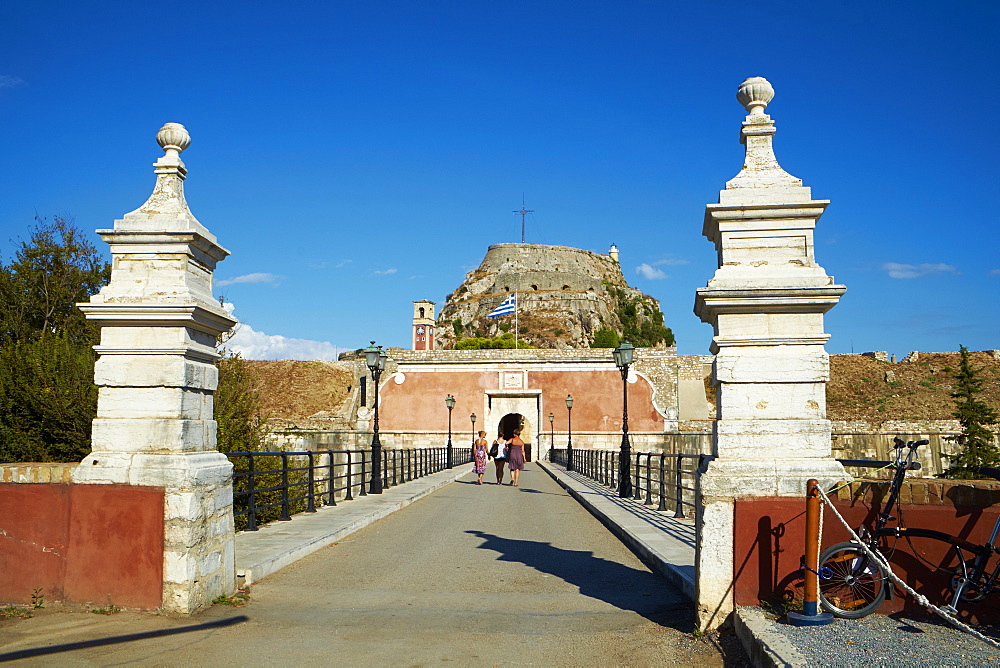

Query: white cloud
left=335, top=259, right=353, bottom=268
left=652, top=258, right=688, bottom=266
left=373, top=268, right=398, bottom=275
left=0, top=75, right=24, bottom=88
left=219, top=303, right=349, bottom=360
left=990, top=269, right=1000, bottom=276
left=881, top=262, right=957, bottom=279
left=216, top=272, right=280, bottom=287
left=635, top=263, right=667, bottom=280
left=222, top=323, right=349, bottom=361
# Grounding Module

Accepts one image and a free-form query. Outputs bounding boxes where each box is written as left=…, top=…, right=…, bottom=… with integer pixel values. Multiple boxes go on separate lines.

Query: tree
left=0, top=217, right=110, bottom=462
left=942, top=346, right=1000, bottom=479
left=0, top=334, right=98, bottom=462
left=215, top=351, right=269, bottom=454
left=0, top=217, right=110, bottom=345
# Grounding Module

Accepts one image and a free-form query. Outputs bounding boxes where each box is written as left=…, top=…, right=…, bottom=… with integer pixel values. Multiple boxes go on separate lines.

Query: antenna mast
left=512, top=196, right=534, bottom=243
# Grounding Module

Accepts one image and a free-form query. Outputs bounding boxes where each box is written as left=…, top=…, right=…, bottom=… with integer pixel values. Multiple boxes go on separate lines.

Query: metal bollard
left=788, top=478, right=834, bottom=626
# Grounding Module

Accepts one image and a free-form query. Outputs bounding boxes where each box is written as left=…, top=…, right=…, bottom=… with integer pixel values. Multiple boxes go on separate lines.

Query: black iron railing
left=549, top=448, right=705, bottom=518
left=227, top=447, right=472, bottom=531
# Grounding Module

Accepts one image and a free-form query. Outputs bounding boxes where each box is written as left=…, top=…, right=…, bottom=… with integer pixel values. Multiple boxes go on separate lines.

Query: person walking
left=506, top=429, right=526, bottom=487
left=490, top=435, right=507, bottom=485
left=472, top=431, right=488, bottom=485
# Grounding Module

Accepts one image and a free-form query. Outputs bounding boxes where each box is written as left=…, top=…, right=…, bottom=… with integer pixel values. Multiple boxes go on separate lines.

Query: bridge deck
left=0, top=463, right=717, bottom=665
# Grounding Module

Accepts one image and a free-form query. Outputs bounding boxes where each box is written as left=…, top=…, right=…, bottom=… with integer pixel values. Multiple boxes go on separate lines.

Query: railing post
left=246, top=454, right=258, bottom=531
left=306, top=451, right=317, bottom=512
left=674, top=455, right=686, bottom=518
left=358, top=449, right=368, bottom=497
left=657, top=453, right=667, bottom=512
left=280, top=452, right=292, bottom=521
left=644, top=454, right=653, bottom=505
left=633, top=453, right=642, bottom=500
left=326, top=450, right=337, bottom=506
left=345, top=450, right=354, bottom=500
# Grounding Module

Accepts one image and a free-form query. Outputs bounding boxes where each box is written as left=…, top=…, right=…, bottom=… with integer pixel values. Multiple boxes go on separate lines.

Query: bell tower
left=412, top=299, right=435, bottom=350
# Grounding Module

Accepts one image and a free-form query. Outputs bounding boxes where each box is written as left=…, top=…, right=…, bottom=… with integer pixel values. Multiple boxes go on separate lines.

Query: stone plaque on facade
left=502, top=372, right=524, bottom=389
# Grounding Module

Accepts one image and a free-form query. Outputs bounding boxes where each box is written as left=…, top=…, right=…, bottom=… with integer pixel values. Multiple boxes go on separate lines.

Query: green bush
left=455, top=333, right=532, bottom=349
left=591, top=328, right=620, bottom=348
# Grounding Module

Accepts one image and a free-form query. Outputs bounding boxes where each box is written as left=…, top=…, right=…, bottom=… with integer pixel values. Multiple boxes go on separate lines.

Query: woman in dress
left=472, top=431, right=488, bottom=485
left=490, top=435, right=507, bottom=485
left=506, top=429, right=526, bottom=487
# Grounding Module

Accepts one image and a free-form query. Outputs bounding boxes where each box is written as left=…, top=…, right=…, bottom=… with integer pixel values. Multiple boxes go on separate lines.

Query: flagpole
left=514, top=292, right=518, bottom=348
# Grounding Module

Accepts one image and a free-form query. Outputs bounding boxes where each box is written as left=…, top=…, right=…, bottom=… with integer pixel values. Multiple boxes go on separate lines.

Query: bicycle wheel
left=818, top=542, right=888, bottom=619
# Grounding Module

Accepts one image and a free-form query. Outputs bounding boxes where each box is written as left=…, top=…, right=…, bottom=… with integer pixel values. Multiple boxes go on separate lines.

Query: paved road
left=0, top=464, right=721, bottom=666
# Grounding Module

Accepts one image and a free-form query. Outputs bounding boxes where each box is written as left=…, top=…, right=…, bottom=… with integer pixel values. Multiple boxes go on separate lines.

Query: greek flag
left=487, top=293, right=516, bottom=318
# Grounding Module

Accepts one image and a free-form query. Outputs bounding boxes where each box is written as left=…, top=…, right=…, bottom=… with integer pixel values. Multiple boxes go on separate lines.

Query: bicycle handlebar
left=893, top=438, right=929, bottom=448
left=837, top=459, right=922, bottom=470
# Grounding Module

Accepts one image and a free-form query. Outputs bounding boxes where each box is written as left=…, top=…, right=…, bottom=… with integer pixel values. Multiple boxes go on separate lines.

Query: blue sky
left=1, top=1, right=997, bottom=359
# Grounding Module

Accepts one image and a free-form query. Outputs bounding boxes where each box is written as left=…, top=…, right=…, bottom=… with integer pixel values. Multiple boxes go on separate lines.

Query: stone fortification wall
left=434, top=243, right=666, bottom=349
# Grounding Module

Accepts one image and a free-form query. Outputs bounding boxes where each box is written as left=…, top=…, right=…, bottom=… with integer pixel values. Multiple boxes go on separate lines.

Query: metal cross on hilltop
left=513, top=199, right=534, bottom=243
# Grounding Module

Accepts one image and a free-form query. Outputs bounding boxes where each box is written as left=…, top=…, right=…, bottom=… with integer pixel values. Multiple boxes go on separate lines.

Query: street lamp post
left=565, top=394, right=574, bottom=471
left=548, top=412, right=554, bottom=458
left=445, top=394, right=455, bottom=468
left=612, top=340, right=634, bottom=497
left=364, top=341, right=388, bottom=494
left=470, top=414, right=477, bottom=455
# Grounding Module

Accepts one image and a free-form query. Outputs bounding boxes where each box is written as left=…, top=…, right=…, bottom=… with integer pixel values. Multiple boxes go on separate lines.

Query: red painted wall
left=0, top=483, right=164, bottom=608
left=530, top=370, right=662, bottom=431
left=734, top=496, right=1000, bottom=624
left=378, top=368, right=663, bottom=432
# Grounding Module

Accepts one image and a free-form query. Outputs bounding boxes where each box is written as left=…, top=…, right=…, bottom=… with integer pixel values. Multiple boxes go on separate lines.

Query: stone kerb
left=0, top=462, right=77, bottom=483
left=73, top=123, right=238, bottom=614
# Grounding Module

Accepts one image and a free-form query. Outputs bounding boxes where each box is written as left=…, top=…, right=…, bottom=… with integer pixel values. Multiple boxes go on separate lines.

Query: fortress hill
left=430, top=242, right=672, bottom=351
left=292, top=240, right=712, bottom=463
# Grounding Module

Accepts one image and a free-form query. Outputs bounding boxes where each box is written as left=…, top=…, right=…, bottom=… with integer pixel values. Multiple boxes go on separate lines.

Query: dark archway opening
left=497, top=413, right=531, bottom=461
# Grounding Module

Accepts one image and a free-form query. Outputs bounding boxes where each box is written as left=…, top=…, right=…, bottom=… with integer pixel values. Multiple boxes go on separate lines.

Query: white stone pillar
left=692, top=78, right=847, bottom=629
left=74, top=123, right=238, bottom=613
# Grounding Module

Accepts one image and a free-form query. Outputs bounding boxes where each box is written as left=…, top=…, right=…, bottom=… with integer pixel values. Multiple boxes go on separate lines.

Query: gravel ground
left=753, top=607, right=1000, bottom=667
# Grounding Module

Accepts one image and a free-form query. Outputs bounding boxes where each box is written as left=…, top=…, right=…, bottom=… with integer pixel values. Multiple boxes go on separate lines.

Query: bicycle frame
left=863, top=439, right=1000, bottom=613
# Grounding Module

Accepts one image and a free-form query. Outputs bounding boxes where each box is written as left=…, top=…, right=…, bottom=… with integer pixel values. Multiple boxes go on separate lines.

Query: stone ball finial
left=736, top=77, right=774, bottom=114
left=156, top=122, right=191, bottom=153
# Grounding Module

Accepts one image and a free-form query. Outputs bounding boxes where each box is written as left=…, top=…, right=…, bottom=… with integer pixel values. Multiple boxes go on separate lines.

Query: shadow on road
left=0, top=615, right=248, bottom=662
left=466, top=530, right=693, bottom=630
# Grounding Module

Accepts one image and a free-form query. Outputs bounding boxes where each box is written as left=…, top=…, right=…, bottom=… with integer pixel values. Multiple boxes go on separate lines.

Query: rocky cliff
left=435, top=243, right=672, bottom=349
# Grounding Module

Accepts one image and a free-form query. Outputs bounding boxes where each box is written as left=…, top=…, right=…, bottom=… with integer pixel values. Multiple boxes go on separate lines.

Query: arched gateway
left=496, top=412, right=531, bottom=461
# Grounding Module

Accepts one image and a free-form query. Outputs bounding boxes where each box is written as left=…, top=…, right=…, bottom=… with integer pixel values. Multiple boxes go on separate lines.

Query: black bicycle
left=818, top=438, right=1000, bottom=618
